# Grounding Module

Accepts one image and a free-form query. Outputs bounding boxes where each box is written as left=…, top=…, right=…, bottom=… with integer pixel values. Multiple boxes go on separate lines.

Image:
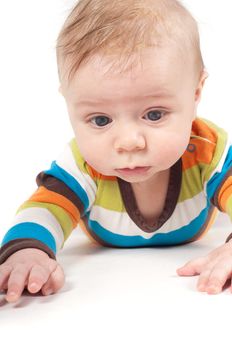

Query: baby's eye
left=143, top=110, right=165, bottom=122
left=90, top=115, right=112, bottom=127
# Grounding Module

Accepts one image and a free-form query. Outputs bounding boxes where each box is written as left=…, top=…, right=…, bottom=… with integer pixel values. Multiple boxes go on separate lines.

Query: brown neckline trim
left=117, top=158, right=182, bottom=233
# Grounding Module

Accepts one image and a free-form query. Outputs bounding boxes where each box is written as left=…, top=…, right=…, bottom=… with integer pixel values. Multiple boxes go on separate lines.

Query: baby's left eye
left=143, top=110, right=165, bottom=121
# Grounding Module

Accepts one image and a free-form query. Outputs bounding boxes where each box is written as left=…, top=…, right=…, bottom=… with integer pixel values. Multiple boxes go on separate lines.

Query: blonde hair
left=56, top=0, right=204, bottom=84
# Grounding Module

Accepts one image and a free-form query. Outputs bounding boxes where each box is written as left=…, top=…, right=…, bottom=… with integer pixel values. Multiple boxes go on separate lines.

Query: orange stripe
left=195, top=207, right=218, bottom=240
left=182, top=138, right=216, bottom=171
left=218, top=176, right=232, bottom=211
left=29, top=186, right=80, bottom=226
left=85, top=163, right=101, bottom=180
left=99, top=174, right=117, bottom=181
left=86, top=163, right=117, bottom=181
left=192, top=119, right=217, bottom=144
left=79, top=220, right=101, bottom=245
left=181, top=118, right=217, bottom=171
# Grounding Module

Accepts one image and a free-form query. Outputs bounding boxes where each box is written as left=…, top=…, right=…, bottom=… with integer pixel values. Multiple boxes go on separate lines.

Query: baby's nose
left=114, top=132, right=146, bottom=152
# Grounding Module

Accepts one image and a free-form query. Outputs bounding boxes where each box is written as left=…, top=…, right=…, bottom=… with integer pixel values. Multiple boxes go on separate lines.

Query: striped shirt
left=0, top=117, right=232, bottom=263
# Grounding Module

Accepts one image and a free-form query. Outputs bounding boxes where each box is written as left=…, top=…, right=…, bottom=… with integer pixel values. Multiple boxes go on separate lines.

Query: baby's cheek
left=80, top=146, right=109, bottom=173
left=154, top=133, right=189, bottom=166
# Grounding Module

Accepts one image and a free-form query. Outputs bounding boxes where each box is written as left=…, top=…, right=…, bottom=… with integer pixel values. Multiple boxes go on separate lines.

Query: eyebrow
left=76, top=93, right=175, bottom=106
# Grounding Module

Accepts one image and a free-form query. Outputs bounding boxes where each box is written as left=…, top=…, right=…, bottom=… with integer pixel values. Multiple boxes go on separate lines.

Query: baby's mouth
left=115, top=166, right=151, bottom=176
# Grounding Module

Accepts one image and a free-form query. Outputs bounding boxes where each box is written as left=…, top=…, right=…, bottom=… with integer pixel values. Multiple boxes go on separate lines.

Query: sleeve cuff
left=225, top=233, right=232, bottom=244
left=0, top=238, right=56, bottom=265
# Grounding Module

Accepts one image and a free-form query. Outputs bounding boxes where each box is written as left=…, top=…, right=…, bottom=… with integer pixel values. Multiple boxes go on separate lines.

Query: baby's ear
left=195, top=69, right=208, bottom=103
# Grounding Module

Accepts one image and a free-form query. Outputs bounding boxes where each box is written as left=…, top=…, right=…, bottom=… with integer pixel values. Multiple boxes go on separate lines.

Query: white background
left=0, top=1, right=232, bottom=349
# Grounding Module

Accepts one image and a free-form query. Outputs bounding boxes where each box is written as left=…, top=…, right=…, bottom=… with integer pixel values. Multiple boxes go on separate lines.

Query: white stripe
left=11, top=207, right=64, bottom=251
left=56, top=144, right=96, bottom=210
left=89, top=191, right=207, bottom=239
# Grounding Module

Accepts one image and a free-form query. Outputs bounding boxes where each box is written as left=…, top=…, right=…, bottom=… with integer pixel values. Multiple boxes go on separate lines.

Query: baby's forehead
left=99, top=43, right=191, bottom=71
left=63, top=46, right=197, bottom=102
left=70, top=44, right=195, bottom=85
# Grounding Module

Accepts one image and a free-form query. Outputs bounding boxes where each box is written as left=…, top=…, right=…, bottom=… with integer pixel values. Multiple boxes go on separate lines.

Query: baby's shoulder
left=181, top=117, right=229, bottom=181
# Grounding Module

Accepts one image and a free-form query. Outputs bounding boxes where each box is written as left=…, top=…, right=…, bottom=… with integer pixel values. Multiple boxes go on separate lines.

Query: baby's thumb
left=41, top=264, right=65, bottom=296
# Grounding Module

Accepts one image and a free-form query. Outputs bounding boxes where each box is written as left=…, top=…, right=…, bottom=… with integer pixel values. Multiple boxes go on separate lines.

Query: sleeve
left=0, top=139, right=97, bottom=264
left=207, top=143, right=232, bottom=242
left=208, top=145, right=232, bottom=217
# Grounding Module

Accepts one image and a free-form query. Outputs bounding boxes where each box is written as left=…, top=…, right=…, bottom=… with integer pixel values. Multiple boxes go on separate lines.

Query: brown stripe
left=211, top=168, right=232, bottom=210
left=0, top=239, right=56, bottom=265
left=36, top=172, right=85, bottom=215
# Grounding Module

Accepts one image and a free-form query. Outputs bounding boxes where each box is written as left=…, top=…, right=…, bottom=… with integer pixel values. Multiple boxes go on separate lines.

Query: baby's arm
left=0, top=248, right=64, bottom=302
left=178, top=143, right=232, bottom=293
left=0, top=140, right=96, bottom=302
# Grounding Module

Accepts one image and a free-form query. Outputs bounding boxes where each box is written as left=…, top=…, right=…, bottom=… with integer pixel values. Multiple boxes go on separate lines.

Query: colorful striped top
left=0, top=117, right=232, bottom=263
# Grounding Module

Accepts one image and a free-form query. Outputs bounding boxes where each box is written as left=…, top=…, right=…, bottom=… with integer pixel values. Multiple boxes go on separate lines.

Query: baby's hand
left=0, top=248, right=65, bottom=302
left=177, top=241, right=232, bottom=294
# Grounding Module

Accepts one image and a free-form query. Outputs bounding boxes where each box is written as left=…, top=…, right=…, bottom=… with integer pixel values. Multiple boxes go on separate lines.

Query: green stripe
left=179, top=165, right=203, bottom=202
left=17, top=201, right=73, bottom=243
left=95, top=179, right=126, bottom=212
left=69, top=138, right=89, bottom=175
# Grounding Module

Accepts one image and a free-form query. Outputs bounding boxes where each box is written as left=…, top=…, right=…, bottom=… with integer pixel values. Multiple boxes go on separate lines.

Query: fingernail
left=208, top=285, right=220, bottom=294
left=6, top=291, right=18, bottom=302
left=44, top=289, right=52, bottom=296
left=30, top=283, right=38, bottom=292
left=198, top=284, right=204, bottom=291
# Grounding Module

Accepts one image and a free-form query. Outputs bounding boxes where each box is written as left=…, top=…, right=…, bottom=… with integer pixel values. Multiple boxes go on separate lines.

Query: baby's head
left=57, top=0, right=204, bottom=83
left=56, top=0, right=207, bottom=183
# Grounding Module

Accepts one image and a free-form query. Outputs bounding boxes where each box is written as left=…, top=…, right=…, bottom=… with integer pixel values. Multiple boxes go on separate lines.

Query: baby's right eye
left=90, top=115, right=112, bottom=127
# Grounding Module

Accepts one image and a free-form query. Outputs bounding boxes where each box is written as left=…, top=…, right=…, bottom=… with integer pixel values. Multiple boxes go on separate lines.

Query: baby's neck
left=131, top=168, right=170, bottom=223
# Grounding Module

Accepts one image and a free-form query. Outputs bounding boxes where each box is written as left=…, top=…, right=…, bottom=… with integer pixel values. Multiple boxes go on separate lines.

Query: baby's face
left=61, top=46, right=205, bottom=184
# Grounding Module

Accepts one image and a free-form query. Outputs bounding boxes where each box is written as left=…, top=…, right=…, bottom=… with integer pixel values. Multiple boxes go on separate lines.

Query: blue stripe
left=1, top=222, right=57, bottom=253
left=207, top=145, right=232, bottom=199
left=44, top=161, right=89, bottom=212
left=86, top=207, right=210, bottom=247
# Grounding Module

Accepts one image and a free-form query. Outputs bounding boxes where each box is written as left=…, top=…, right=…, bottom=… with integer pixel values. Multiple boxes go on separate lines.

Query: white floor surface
left=0, top=212, right=231, bottom=350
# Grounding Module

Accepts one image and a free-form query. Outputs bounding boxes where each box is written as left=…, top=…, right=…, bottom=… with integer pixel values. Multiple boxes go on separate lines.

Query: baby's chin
left=117, top=176, right=152, bottom=183
left=93, top=165, right=167, bottom=183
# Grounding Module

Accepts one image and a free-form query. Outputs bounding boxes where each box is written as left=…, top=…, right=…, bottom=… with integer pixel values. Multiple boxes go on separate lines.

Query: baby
left=0, top=0, right=232, bottom=303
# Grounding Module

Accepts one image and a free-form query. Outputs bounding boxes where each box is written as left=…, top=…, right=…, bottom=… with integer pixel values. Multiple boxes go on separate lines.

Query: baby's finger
left=205, top=260, right=232, bottom=294
left=6, top=264, right=29, bottom=303
left=27, top=264, right=51, bottom=294
left=177, top=256, right=210, bottom=276
left=0, top=265, right=12, bottom=291
left=197, top=269, right=212, bottom=292
left=41, top=264, right=65, bottom=296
